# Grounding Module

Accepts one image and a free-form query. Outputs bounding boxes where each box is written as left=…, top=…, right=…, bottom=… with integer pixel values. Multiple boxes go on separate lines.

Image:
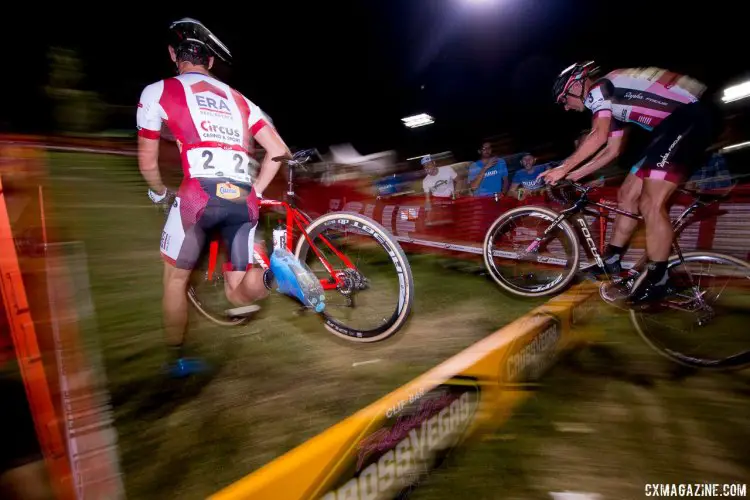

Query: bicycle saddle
left=272, top=149, right=316, bottom=165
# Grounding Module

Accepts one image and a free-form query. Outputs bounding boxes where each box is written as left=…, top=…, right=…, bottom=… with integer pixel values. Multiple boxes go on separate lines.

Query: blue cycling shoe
left=269, top=248, right=326, bottom=313
left=167, top=357, right=209, bottom=378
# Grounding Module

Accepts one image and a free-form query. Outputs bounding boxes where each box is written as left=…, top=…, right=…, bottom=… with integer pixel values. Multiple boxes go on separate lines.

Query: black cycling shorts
left=160, top=178, right=260, bottom=271
left=632, top=101, right=718, bottom=184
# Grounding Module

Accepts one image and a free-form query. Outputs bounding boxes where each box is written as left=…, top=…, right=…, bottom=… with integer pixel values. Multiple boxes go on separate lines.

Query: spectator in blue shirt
left=508, top=154, right=552, bottom=198
left=685, top=152, right=732, bottom=191
left=468, top=142, right=508, bottom=197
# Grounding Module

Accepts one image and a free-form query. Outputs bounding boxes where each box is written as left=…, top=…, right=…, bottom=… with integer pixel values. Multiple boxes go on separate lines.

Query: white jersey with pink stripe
left=584, top=67, right=707, bottom=132
left=136, top=72, right=269, bottom=184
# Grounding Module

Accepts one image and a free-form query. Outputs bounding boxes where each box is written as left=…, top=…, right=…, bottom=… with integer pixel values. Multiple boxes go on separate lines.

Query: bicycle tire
left=294, top=211, right=414, bottom=343
left=629, top=251, right=750, bottom=370
left=483, top=206, right=580, bottom=298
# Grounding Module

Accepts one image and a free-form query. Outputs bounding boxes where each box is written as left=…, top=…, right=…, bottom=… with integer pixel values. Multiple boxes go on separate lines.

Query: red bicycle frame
left=204, top=198, right=356, bottom=291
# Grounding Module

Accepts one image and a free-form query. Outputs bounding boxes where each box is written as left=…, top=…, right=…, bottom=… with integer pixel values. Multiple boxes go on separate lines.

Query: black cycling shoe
left=580, top=259, right=622, bottom=281
left=626, top=279, right=677, bottom=306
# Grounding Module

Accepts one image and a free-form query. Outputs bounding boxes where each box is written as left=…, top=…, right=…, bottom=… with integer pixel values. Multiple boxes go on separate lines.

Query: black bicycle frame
left=538, top=187, right=711, bottom=280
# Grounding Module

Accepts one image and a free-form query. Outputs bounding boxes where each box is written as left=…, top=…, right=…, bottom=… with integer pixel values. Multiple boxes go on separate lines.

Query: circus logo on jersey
left=200, top=120, right=241, bottom=141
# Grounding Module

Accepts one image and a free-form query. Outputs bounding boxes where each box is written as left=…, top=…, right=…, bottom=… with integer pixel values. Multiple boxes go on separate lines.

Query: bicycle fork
left=524, top=211, right=571, bottom=254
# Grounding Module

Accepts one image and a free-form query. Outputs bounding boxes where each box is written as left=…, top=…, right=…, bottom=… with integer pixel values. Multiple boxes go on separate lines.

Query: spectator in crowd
left=374, top=172, right=402, bottom=197
left=685, top=152, right=732, bottom=191
left=468, top=142, right=508, bottom=197
left=508, top=153, right=552, bottom=199
left=422, top=155, right=459, bottom=209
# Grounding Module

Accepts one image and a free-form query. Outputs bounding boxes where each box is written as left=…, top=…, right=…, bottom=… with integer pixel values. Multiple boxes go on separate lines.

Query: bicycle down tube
left=258, top=198, right=355, bottom=291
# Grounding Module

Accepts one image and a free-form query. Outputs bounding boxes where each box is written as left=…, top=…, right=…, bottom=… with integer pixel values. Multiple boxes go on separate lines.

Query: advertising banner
left=210, top=283, right=600, bottom=500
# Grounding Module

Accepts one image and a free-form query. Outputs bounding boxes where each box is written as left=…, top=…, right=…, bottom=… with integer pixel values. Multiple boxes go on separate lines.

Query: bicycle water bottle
left=273, top=221, right=287, bottom=251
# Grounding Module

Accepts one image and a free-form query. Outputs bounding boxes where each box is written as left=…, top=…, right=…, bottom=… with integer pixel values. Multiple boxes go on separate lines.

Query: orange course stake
left=0, top=175, right=75, bottom=500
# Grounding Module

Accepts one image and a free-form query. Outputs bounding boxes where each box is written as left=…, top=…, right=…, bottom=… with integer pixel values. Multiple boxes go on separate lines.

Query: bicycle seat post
left=286, top=161, right=295, bottom=202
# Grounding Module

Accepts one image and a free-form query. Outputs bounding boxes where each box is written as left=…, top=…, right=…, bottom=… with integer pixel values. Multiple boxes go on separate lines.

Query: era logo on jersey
left=192, top=81, right=232, bottom=114
left=196, top=95, right=231, bottom=113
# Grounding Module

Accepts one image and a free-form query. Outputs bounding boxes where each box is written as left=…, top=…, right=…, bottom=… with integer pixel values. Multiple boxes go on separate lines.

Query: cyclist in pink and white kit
left=137, top=18, right=321, bottom=376
left=541, top=62, right=719, bottom=304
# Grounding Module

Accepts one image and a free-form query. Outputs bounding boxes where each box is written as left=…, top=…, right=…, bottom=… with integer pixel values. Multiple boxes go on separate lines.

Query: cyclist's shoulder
left=138, top=79, right=166, bottom=100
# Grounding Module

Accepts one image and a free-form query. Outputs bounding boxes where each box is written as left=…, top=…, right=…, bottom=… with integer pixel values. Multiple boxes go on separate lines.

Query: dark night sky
left=4, top=1, right=749, bottom=160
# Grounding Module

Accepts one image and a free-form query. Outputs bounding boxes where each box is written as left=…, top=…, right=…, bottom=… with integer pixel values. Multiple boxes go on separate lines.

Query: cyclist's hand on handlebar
left=565, top=169, right=586, bottom=182
left=539, top=166, right=568, bottom=185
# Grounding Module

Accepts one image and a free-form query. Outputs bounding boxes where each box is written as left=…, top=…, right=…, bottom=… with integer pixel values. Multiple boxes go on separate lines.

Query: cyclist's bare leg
left=639, top=178, right=678, bottom=262
left=224, top=269, right=268, bottom=306
left=609, top=173, right=643, bottom=248
left=163, top=263, right=191, bottom=347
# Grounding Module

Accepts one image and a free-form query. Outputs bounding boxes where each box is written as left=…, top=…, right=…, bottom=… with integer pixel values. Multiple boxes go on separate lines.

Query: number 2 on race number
left=201, top=150, right=245, bottom=173
left=188, top=148, right=251, bottom=183
left=233, top=153, right=245, bottom=174
left=202, top=150, right=215, bottom=169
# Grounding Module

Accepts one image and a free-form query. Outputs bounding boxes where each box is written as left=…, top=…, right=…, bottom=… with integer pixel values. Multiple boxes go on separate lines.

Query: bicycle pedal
left=599, top=281, right=630, bottom=304
left=225, top=304, right=261, bottom=318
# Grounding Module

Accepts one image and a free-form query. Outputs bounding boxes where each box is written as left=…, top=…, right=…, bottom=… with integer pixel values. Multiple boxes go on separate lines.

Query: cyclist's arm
left=567, top=132, right=624, bottom=181
left=138, top=137, right=166, bottom=194
left=252, top=125, right=291, bottom=196
left=136, top=81, right=167, bottom=195
left=557, top=113, right=610, bottom=175
left=555, top=82, right=615, bottom=176
left=244, top=99, right=290, bottom=196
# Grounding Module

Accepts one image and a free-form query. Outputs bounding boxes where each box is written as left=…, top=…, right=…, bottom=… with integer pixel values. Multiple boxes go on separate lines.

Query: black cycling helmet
left=169, top=17, right=232, bottom=64
left=553, top=61, right=598, bottom=104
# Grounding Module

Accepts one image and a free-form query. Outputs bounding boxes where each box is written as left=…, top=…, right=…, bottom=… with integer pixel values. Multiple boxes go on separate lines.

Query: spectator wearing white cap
left=421, top=155, right=458, bottom=211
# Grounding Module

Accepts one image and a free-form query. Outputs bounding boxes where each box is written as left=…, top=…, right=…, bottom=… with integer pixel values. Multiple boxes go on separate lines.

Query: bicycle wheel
left=294, top=211, right=414, bottom=343
left=187, top=241, right=250, bottom=327
left=483, top=206, right=580, bottom=297
left=630, top=251, right=750, bottom=370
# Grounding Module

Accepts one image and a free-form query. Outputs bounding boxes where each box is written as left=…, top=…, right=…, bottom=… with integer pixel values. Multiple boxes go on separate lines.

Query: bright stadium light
left=402, top=113, right=435, bottom=128
left=720, top=140, right=750, bottom=153
left=722, top=81, right=750, bottom=103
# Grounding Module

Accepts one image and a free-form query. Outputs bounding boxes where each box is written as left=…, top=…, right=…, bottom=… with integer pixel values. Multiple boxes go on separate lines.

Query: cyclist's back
left=585, top=67, right=707, bottom=131
left=138, top=70, right=269, bottom=269
left=138, top=71, right=266, bottom=189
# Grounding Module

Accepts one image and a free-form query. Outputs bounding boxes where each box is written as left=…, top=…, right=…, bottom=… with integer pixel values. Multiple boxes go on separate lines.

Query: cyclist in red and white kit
left=541, top=62, right=718, bottom=304
left=137, top=18, right=321, bottom=376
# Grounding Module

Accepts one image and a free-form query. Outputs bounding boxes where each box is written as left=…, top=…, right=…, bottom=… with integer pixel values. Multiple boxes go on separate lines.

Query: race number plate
left=187, top=147, right=252, bottom=184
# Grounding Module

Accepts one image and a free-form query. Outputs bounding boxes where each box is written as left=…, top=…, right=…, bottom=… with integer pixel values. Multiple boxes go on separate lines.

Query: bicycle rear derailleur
left=336, top=269, right=369, bottom=303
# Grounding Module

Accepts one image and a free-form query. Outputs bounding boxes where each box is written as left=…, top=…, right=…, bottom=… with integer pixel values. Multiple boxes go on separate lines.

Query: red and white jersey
left=136, top=72, right=269, bottom=185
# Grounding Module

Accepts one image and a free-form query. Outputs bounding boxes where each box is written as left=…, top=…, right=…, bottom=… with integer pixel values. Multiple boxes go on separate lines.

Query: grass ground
left=45, top=151, right=749, bottom=499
